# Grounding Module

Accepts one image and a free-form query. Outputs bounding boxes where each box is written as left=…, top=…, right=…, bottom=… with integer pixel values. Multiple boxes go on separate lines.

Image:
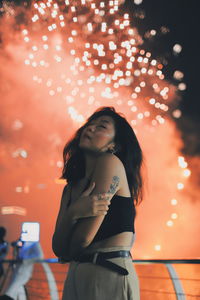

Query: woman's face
left=79, top=115, right=116, bottom=153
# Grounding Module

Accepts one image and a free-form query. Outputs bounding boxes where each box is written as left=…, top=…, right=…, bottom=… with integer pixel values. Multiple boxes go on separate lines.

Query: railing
left=0, top=259, right=200, bottom=300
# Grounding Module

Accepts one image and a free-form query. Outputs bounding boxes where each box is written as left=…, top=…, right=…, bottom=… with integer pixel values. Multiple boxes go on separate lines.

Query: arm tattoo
left=108, top=176, right=120, bottom=194
left=97, top=176, right=120, bottom=200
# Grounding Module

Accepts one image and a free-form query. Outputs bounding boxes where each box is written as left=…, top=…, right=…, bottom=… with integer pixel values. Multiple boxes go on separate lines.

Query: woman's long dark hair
left=60, top=107, right=144, bottom=205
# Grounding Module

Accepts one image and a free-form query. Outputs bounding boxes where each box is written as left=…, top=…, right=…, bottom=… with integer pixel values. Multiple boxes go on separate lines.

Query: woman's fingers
left=77, top=190, right=112, bottom=217
left=93, top=193, right=112, bottom=201
left=96, top=211, right=108, bottom=216
left=92, top=196, right=111, bottom=216
left=95, top=201, right=110, bottom=208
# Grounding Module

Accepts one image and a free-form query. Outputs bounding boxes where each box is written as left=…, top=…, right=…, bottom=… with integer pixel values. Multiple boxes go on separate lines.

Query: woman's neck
left=84, top=150, right=102, bottom=180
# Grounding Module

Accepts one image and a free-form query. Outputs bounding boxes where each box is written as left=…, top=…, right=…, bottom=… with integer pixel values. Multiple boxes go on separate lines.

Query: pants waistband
left=75, top=250, right=131, bottom=275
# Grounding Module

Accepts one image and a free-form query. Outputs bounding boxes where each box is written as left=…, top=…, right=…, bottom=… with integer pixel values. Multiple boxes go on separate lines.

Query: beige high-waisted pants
left=62, top=246, right=140, bottom=300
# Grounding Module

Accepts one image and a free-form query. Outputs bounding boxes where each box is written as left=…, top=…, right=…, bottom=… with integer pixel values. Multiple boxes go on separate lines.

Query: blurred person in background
left=0, top=227, right=9, bottom=279
left=0, top=239, right=43, bottom=300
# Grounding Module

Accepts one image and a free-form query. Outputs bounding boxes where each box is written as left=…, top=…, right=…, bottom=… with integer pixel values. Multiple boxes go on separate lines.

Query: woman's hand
left=71, top=182, right=111, bottom=219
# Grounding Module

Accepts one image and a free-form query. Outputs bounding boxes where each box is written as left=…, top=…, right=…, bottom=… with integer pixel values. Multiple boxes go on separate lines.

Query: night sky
left=131, top=0, right=199, bottom=116
left=130, top=0, right=200, bottom=155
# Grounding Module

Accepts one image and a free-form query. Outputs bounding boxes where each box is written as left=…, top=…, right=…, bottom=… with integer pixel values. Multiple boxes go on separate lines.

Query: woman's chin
left=80, top=145, right=101, bottom=156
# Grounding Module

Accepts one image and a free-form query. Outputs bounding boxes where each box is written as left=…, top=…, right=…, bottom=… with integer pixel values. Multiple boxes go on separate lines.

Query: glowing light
left=32, top=14, right=39, bottom=22
left=131, top=120, right=137, bottom=126
left=154, top=245, right=161, bottom=251
left=15, top=186, right=23, bottom=193
left=134, top=70, right=140, bottom=76
left=24, top=37, right=30, bottom=42
left=177, top=182, right=184, bottom=190
left=68, top=37, right=74, bottom=43
left=141, top=67, right=147, bottom=74
left=137, top=113, right=143, bottom=119
left=12, top=119, right=23, bottom=130
left=22, top=29, right=28, bottom=35
left=55, top=45, right=61, bottom=51
left=56, top=161, right=63, bottom=168
left=178, top=156, right=188, bottom=168
left=54, top=55, right=62, bottom=62
left=70, top=49, right=76, bottom=55
left=135, top=86, right=141, bottom=93
left=57, top=86, right=62, bottom=92
left=144, top=111, right=150, bottom=117
left=171, top=199, right=178, bottom=205
left=173, top=70, right=184, bottom=80
left=49, top=90, right=55, bottom=96
left=183, top=169, right=191, bottom=177
left=173, top=44, right=182, bottom=54
left=20, top=150, right=28, bottom=158
left=150, top=29, right=156, bottom=36
left=166, top=220, right=174, bottom=227
left=39, top=60, right=45, bottom=66
left=131, top=93, right=137, bottom=99
left=1, top=206, right=27, bottom=216
left=172, top=109, right=182, bottom=118
left=68, top=106, right=84, bottom=123
left=171, top=213, right=178, bottom=219
left=131, top=106, right=137, bottom=112
left=156, top=70, right=162, bottom=76
left=178, top=83, right=187, bottom=91
left=128, top=100, right=133, bottom=106
left=149, top=98, right=156, bottom=105
left=151, top=59, right=157, bottom=66
left=134, top=0, right=143, bottom=4
left=43, top=44, right=49, bottom=50
left=24, top=60, right=30, bottom=67
left=12, top=149, right=28, bottom=158
left=32, top=46, right=38, bottom=51
left=60, top=21, right=65, bottom=27
left=87, top=23, right=93, bottom=32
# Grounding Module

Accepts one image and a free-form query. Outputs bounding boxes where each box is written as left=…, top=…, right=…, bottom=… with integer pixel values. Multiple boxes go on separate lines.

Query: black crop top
left=92, top=194, right=135, bottom=243
left=66, top=185, right=135, bottom=243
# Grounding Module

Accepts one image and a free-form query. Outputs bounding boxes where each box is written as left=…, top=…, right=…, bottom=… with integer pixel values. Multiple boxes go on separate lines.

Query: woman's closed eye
left=86, top=123, right=107, bottom=130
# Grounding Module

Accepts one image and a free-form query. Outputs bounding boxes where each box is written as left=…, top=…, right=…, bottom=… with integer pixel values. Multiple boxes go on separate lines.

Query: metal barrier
left=0, top=259, right=200, bottom=300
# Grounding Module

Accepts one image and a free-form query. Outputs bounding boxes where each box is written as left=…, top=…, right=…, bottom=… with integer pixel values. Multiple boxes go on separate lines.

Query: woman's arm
left=52, top=181, right=110, bottom=259
left=52, top=184, right=78, bottom=258
left=69, top=153, right=124, bottom=259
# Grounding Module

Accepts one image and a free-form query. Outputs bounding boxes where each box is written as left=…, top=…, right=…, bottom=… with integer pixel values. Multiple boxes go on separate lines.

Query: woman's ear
left=108, top=142, right=115, bottom=150
left=108, top=142, right=116, bottom=153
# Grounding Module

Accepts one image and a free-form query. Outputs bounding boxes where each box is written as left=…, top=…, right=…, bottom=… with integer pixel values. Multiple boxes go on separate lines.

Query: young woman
left=52, top=106, right=144, bottom=300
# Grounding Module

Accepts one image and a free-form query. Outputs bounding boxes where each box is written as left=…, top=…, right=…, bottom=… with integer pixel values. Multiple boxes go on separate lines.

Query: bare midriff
left=87, top=231, right=135, bottom=251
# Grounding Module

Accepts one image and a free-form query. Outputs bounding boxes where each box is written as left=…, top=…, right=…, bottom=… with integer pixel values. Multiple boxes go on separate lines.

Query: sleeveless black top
left=92, top=194, right=135, bottom=243
left=66, top=184, right=135, bottom=243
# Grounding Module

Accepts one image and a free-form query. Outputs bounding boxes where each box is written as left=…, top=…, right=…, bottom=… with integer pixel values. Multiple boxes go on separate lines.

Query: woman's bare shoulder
left=96, top=153, right=125, bottom=174
left=96, top=153, right=123, bottom=167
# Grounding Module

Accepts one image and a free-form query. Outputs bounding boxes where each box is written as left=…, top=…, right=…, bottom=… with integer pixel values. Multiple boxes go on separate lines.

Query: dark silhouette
left=0, top=227, right=8, bottom=279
